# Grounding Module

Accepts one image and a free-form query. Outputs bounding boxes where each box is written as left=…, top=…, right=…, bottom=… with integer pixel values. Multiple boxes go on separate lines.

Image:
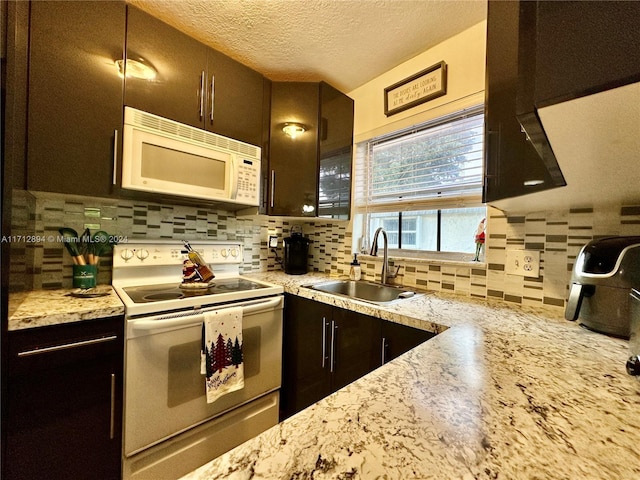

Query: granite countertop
left=8, top=286, right=125, bottom=331
left=183, top=272, right=640, bottom=480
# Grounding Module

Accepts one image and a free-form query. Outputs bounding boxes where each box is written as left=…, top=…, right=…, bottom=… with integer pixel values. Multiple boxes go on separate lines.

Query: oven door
left=123, top=295, right=283, bottom=457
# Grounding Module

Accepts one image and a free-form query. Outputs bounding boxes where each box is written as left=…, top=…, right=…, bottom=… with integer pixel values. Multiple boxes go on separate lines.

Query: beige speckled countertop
left=8, top=286, right=125, bottom=331
left=8, top=273, right=640, bottom=478
left=183, top=272, right=640, bottom=480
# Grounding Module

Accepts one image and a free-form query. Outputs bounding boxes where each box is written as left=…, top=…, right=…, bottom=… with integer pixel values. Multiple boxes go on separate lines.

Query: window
left=354, top=106, right=485, bottom=255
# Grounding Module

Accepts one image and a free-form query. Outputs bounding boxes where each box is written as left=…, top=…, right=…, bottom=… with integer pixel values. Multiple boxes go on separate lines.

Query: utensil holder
left=73, top=264, right=97, bottom=288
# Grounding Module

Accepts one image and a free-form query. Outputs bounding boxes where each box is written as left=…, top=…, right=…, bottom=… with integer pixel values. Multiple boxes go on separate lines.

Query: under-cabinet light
left=523, top=179, right=545, bottom=187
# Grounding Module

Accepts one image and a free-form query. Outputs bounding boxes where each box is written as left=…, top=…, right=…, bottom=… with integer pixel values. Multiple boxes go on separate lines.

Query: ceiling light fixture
left=282, top=123, right=306, bottom=139
left=115, top=59, right=157, bottom=81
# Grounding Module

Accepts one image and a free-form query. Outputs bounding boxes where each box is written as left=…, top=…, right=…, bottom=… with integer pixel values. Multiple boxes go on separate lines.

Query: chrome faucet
left=369, top=227, right=399, bottom=285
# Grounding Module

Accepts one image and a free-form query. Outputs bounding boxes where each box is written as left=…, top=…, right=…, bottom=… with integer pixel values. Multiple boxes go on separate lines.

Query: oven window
left=141, top=143, right=227, bottom=190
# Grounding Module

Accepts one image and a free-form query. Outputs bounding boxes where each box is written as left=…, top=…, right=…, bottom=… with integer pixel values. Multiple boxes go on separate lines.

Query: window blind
left=354, top=106, right=484, bottom=213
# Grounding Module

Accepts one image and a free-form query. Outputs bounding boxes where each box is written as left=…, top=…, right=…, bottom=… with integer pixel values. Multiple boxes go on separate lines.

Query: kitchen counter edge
left=181, top=271, right=640, bottom=480
left=8, top=286, right=125, bottom=331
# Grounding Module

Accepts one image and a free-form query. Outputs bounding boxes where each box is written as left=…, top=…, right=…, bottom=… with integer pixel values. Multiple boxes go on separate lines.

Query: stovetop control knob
left=136, top=249, right=149, bottom=261
left=230, top=247, right=238, bottom=257
left=120, top=249, right=134, bottom=262
left=221, top=248, right=229, bottom=258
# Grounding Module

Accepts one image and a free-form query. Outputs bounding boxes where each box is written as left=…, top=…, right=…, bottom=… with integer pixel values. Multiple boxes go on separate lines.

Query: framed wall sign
left=384, top=61, right=447, bottom=116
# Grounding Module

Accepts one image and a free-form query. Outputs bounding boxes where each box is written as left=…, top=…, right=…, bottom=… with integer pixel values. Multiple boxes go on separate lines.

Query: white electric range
left=112, top=239, right=283, bottom=480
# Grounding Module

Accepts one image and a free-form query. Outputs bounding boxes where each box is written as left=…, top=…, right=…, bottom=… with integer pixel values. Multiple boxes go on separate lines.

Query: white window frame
left=353, top=105, right=486, bottom=258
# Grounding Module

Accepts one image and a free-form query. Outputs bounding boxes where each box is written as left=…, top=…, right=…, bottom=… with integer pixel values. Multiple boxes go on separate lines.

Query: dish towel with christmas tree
left=200, top=306, right=245, bottom=404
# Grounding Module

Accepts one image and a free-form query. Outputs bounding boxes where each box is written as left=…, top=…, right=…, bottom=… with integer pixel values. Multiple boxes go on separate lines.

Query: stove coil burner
left=143, top=292, right=185, bottom=301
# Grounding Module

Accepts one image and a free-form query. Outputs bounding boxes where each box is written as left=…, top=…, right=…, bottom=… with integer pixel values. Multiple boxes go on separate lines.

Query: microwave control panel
left=235, top=158, right=260, bottom=205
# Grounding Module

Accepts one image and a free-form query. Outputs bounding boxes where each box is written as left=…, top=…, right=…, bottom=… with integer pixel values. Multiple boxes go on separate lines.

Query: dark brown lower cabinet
left=381, top=319, right=436, bottom=365
left=281, top=294, right=435, bottom=420
left=5, top=316, right=124, bottom=480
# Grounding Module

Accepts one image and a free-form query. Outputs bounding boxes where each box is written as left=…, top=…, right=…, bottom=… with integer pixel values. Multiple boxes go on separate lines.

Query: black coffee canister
left=283, top=231, right=310, bottom=275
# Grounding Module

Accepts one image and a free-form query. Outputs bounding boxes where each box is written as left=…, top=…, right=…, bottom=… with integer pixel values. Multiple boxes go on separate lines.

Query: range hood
left=490, top=81, right=640, bottom=213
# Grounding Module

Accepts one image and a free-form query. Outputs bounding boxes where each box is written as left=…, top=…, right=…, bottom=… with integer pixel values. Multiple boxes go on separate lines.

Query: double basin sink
left=305, top=280, right=418, bottom=305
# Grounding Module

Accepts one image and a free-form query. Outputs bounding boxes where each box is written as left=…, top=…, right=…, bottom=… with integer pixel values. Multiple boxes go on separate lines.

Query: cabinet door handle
left=199, top=71, right=205, bottom=120
left=109, top=373, right=116, bottom=440
left=270, top=170, right=276, bottom=208
left=381, top=337, right=387, bottom=365
left=112, top=129, right=118, bottom=185
left=329, top=320, right=337, bottom=373
left=321, top=317, right=327, bottom=368
left=17, top=335, right=118, bottom=357
left=210, top=74, right=215, bottom=122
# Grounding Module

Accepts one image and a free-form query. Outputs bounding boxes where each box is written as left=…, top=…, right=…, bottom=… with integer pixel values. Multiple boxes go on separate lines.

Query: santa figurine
left=182, top=258, right=199, bottom=283
left=473, top=217, right=486, bottom=261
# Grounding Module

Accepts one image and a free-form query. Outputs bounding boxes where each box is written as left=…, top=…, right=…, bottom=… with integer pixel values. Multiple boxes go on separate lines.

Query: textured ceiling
left=127, top=0, right=487, bottom=92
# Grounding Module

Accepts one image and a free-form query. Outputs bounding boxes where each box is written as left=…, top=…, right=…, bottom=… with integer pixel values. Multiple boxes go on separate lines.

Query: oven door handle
left=241, top=296, right=283, bottom=315
left=131, top=296, right=283, bottom=331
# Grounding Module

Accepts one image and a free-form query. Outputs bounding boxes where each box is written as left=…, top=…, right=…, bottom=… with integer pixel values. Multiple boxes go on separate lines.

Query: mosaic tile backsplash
left=10, top=190, right=640, bottom=315
left=9, top=190, right=348, bottom=291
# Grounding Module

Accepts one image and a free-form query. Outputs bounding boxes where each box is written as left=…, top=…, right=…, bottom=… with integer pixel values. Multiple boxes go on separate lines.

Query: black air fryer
left=565, top=236, right=640, bottom=337
left=283, top=227, right=310, bottom=275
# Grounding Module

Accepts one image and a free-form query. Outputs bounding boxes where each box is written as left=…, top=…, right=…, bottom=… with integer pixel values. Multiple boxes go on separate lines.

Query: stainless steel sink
left=306, top=280, right=417, bottom=305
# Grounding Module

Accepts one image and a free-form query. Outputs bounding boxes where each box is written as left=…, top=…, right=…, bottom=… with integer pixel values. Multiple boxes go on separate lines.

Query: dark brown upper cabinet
left=514, top=1, right=640, bottom=201
left=485, top=0, right=640, bottom=206
left=483, top=0, right=565, bottom=204
left=318, top=82, right=354, bottom=219
left=519, top=0, right=640, bottom=110
left=124, top=6, right=266, bottom=148
left=267, top=81, right=353, bottom=218
left=26, top=1, right=126, bottom=197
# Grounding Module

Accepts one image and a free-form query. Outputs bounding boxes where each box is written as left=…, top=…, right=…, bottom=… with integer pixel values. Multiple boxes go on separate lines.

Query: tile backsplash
left=10, top=190, right=640, bottom=316
left=9, top=190, right=347, bottom=291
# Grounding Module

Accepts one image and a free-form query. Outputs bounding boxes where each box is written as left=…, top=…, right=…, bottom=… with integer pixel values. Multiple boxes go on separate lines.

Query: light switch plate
left=268, top=235, right=278, bottom=248
left=505, top=249, right=540, bottom=278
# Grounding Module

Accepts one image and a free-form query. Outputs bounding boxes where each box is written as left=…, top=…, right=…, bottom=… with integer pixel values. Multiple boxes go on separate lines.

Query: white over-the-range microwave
left=121, top=106, right=261, bottom=207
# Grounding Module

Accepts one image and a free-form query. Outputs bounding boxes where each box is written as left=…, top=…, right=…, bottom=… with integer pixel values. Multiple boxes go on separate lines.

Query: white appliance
left=121, top=107, right=261, bottom=207
left=112, top=240, right=283, bottom=480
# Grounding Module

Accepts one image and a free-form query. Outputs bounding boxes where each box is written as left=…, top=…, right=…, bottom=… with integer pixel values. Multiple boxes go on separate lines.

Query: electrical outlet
left=505, top=249, right=540, bottom=278
left=268, top=235, right=278, bottom=248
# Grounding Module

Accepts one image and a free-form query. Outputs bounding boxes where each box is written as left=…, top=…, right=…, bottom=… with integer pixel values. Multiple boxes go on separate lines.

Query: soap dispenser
left=349, top=254, right=361, bottom=281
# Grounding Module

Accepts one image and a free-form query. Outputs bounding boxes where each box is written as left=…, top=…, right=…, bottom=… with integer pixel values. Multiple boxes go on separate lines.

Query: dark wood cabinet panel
left=281, top=294, right=332, bottom=418
left=26, top=1, right=125, bottom=197
left=485, top=0, right=640, bottom=205
left=381, top=320, right=435, bottom=365
left=268, top=82, right=353, bottom=217
left=281, top=294, right=434, bottom=420
left=124, top=6, right=266, bottom=147
left=5, top=316, right=124, bottom=480
left=530, top=1, right=640, bottom=108
left=483, top=0, right=564, bottom=203
left=206, top=49, right=267, bottom=147
left=331, top=307, right=381, bottom=391
left=318, top=82, right=354, bottom=219
left=124, top=5, right=207, bottom=130
left=268, top=82, right=321, bottom=216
